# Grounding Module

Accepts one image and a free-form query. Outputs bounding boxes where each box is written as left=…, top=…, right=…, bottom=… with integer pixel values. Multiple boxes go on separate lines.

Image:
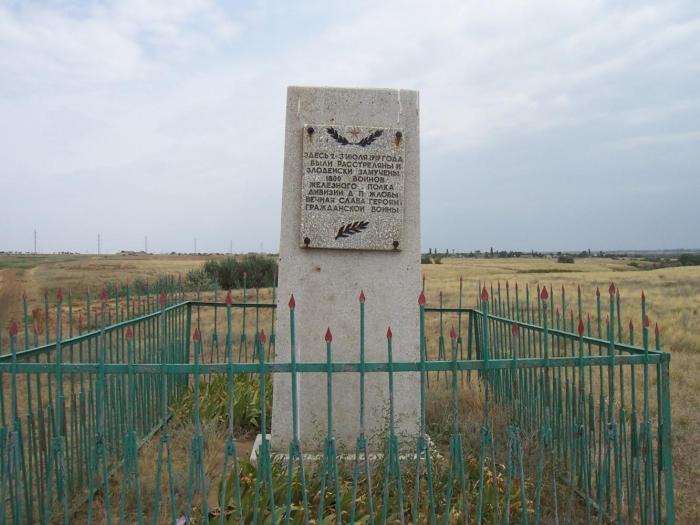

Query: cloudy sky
left=1, top=0, right=698, bottom=254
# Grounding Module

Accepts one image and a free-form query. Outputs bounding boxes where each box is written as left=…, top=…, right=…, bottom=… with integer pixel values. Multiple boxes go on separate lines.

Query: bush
left=421, top=254, right=432, bottom=264
left=557, top=255, right=575, bottom=264
left=679, top=254, right=700, bottom=266
left=203, top=255, right=278, bottom=289
left=185, top=267, right=215, bottom=291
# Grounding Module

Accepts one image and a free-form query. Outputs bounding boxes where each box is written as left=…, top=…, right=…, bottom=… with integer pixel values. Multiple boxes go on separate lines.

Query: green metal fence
left=0, top=280, right=674, bottom=523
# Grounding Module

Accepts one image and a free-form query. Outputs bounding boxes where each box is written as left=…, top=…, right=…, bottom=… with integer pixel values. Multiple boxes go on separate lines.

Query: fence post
left=660, top=355, right=675, bottom=524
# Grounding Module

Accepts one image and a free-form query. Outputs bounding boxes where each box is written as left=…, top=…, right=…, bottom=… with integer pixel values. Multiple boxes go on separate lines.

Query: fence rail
left=0, top=282, right=674, bottom=524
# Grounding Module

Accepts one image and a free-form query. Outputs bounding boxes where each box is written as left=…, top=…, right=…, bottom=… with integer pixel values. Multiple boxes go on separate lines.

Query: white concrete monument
left=271, top=86, right=421, bottom=452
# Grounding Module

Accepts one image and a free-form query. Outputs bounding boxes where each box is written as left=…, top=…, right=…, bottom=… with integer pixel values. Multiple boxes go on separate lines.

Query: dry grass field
left=0, top=253, right=698, bottom=521
left=423, top=257, right=700, bottom=523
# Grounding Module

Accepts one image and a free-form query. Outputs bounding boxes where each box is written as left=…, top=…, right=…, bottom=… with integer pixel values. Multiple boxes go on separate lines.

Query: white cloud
left=0, top=0, right=698, bottom=252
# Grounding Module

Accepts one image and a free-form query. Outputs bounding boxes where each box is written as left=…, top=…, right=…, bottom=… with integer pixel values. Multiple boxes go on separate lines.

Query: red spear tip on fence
left=511, top=322, right=518, bottom=336
left=259, top=329, right=267, bottom=344
left=540, top=286, right=549, bottom=301
left=481, top=286, right=489, bottom=301
left=609, top=283, right=616, bottom=295
left=243, top=272, right=247, bottom=279
left=449, top=326, right=457, bottom=340
left=655, top=323, right=660, bottom=337
left=325, top=327, right=333, bottom=343
left=288, top=294, right=296, bottom=309
left=193, top=327, right=201, bottom=342
left=386, top=326, right=393, bottom=340
left=460, top=276, right=464, bottom=284
left=577, top=319, right=585, bottom=336
left=555, top=307, right=560, bottom=317
left=9, top=320, right=18, bottom=337
left=418, top=290, right=426, bottom=305
left=100, top=288, right=108, bottom=302
left=596, top=287, right=600, bottom=297
left=57, top=288, right=63, bottom=302
left=629, top=319, right=634, bottom=330
left=359, top=290, right=366, bottom=304
left=225, top=290, right=233, bottom=305
left=125, top=326, right=133, bottom=340
left=643, top=315, right=650, bottom=328
left=641, top=291, right=646, bottom=301
left=22, top=290, right=26, bottom=301
left=159, top=291, right=167, bottom=307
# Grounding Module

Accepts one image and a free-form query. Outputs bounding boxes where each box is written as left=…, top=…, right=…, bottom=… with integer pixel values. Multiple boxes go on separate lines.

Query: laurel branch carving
left=326, top=128, right=383, bottom=147
left=335, top=221, right=370, bottom=239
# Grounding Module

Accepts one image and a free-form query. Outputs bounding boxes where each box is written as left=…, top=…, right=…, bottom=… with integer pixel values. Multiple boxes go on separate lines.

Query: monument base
left=251, top=433, right=439, bottom=465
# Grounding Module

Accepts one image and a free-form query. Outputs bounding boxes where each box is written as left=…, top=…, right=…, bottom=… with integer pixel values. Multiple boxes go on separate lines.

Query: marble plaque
left=300, top=125, right=405, bottom=251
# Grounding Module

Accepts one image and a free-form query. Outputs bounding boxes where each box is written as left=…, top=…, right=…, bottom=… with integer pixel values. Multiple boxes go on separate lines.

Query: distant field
left=0, top=253, right=698, bottom=521
left=0, top=254, right=210, bottom=329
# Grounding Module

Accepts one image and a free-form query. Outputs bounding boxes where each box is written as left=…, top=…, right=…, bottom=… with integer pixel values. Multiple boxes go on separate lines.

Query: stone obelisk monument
left=271, top=86, right=420, bottom=452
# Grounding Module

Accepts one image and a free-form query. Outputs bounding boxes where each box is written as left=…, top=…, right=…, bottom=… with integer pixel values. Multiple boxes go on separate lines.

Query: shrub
left=557, top=255, right=575, bottom=264
left=185, top=267, right=215, bottom=291
left=679, top=254, right=700, bottom=266
left=421, top=254, right=432, bottom=264
left=203, top=255, right=278, bottom=289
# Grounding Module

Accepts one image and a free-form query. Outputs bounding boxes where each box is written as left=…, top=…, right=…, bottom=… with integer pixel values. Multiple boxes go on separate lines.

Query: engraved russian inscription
left=301, top=125, right=405, bottom=250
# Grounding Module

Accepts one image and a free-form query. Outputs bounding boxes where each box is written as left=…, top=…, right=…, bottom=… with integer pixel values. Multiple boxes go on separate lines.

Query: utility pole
left=194, top=238, right=197, bottom=254
left=229, top=240, right=233, bottom=255
left=145, top=235, right=148, bottom=254
left=33, top=229, right=37, bottom=255
left=97, top=233, right=101, bottom=255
